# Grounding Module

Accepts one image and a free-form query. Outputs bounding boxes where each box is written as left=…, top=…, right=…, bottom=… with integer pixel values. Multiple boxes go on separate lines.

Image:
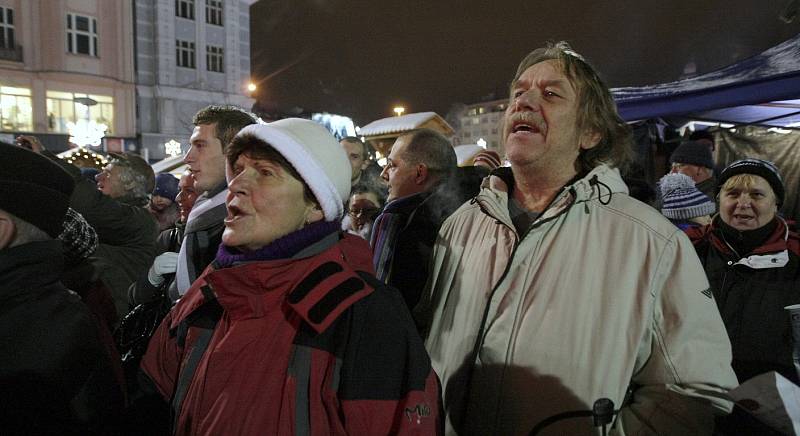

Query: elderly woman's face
left=222, top=153, right=315, bottom=251
left=719, top=174, right=778, bottom=231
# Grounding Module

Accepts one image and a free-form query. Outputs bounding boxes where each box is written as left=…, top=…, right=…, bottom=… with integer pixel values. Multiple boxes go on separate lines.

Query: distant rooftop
left=359, top=112, right=453, bottom=136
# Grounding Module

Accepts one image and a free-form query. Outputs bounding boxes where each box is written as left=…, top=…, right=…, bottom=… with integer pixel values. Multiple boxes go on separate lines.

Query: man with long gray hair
left=18, top=135, right=158, bottom=320
left=416, top=42, right=738, bottom=434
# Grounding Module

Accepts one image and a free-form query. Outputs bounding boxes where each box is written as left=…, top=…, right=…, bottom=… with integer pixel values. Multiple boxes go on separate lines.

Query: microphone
left=528, top=398, right=617, bottom=436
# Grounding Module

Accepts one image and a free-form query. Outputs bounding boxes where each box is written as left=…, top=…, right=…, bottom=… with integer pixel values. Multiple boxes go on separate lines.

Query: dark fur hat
left=0, top=143, right=74, bottom=237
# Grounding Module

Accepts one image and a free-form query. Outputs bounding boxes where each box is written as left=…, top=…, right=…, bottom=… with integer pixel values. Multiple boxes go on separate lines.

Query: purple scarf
left=215, top=220, right=341, bottom=268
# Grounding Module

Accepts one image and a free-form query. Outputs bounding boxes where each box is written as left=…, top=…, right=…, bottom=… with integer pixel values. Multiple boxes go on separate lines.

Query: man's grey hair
left=1, top=209, right=50, bottom=248
left=399, top=129, right=457, bottom=184
left=109, top=158, right=150, bottom=199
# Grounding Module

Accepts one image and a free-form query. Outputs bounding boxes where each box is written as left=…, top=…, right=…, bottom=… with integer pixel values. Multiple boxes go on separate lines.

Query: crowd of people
left=1, top=40, right=798, bottom=435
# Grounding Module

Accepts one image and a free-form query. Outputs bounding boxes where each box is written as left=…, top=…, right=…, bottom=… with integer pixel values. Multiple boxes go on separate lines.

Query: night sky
left=250, top=0, right=800, bottom=126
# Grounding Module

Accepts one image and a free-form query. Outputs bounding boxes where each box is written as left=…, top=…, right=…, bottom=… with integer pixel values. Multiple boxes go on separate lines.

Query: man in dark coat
left=18, top=135, right=159, bottom=319
left=370, top=128, right=462, bottom=311
left=0, top=143, right=123, bottom=434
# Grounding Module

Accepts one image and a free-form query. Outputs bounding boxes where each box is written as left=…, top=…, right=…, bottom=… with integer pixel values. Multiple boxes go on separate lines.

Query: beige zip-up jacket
left=417, top=164, right=738, bottom=435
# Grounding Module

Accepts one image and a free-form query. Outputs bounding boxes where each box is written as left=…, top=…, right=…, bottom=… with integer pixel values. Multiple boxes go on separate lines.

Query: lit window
left=46, top=91, right=114, bottom=134
left=175, top=0, right=195, bottom=20
left=206, top=45, right=224, bottom=72
left=66, top=13, right=98, bottom=57
left=0, top=7, right=15, bottom=50
left=0, top=86, right=32, bottom=131
left=176, top=39, right=195, bottom=68
left=206, top=0, right=223, bottom=25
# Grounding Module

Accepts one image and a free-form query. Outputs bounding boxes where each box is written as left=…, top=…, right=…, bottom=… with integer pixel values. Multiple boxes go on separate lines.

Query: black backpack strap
left=170, top=285, right=223, bottom=431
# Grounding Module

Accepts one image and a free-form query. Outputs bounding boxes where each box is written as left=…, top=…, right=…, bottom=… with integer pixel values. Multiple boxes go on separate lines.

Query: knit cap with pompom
left=659, top=173, right=715, bottom=220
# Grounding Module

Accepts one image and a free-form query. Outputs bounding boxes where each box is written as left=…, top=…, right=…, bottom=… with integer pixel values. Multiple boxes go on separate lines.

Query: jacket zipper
left=462, top=190, right=576, bottom=429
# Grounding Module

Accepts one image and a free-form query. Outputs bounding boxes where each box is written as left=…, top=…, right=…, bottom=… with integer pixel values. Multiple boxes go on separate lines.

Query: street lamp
left=393, top=106, right=405, bottom=117
left=247, top=82, right=257, bottom=93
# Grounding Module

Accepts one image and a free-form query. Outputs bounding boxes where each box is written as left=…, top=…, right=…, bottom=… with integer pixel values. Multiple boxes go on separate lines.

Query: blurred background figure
left=658, top=172, right=715, bottom=230
left=147, top=173, right=180, bottom=232
left=343, top=184, right=384, bottom=240
left=0, top=144, right=123, bottom=434
left=81, top=167, right=101, bottom=185
left=130, top=170, right=200, bottom=307
left=686, top=158, right=798, bottom=436
left=473, top=149, right=502, bottom=170
left=16, top=135, right=158, bottom=321
left=175, top=170, right=199, bottom=225
left=668, top=140, right=717, bottom=199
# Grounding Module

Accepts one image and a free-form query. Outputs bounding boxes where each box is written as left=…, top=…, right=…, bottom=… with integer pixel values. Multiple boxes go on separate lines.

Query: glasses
left=348, top=207, right=379, bottom=219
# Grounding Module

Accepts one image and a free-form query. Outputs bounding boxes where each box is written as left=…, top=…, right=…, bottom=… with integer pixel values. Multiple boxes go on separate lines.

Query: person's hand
left=16, top=135, right=45, bottom=154
left=147, top=252, right=179, bottom=286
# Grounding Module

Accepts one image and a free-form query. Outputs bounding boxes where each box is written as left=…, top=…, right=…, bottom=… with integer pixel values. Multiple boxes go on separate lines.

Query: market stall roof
left=612, top=34, right=800, bottom=127
left=359, top=112, right=454, bottom=138
left=151, top=154, right=186, bottom=175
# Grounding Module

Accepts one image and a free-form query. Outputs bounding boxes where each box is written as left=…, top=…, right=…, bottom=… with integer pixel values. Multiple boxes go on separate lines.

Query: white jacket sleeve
left=614, top=230, right=739, bottom=435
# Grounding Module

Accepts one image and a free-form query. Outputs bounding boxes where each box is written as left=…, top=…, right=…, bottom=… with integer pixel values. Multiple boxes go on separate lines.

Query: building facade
left=455, top=98, right=506, bottom=155
left=135, top=0, right=256, bottom=160
left=0, top=0, right=136, bottom=152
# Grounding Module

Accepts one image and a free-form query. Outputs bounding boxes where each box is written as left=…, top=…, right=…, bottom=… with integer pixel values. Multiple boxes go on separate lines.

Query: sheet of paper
left=729, top=371, right=800, bottom=435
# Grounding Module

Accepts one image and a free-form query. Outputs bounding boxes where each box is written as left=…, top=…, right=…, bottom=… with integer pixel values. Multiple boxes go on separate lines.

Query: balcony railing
left=0, top=44, right=23, bottom=62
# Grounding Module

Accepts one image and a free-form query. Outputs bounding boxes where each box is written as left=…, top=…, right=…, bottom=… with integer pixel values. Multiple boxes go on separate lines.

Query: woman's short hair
left=718, top=173, right=777, bottom=199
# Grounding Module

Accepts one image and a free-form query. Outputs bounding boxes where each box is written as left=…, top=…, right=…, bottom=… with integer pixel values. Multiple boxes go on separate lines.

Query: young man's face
left=184, top=123, right=226, bottom=194
left=341, top=139, right=367, bottom=183
left=503, top=59, right=598, bottom=176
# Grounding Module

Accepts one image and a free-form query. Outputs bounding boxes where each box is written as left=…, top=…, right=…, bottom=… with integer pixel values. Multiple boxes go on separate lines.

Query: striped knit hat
left=659, top=173, right=715, bottom=220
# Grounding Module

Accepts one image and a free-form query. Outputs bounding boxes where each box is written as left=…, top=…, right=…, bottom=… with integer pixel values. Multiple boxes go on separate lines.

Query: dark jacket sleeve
left=129, top=227, right=182, bottom=305
left=338, top=284, right=442, bottom=435
left=42, top=149, right=157, bottom=248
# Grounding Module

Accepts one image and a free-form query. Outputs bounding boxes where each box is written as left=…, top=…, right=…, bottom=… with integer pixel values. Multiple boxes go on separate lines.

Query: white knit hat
left=235, top=119, right=351, bottom=221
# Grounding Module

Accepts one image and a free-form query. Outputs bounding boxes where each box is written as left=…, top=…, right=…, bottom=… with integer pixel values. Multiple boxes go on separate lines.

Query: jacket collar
left=476, top=164, right=628, bottom=231
left=172, top=234, right=375, bottom=334
left=382, top=191, right=431, bottom=215
left=703, top=216, right=793, bottom=269
left=118, top=192, right=149, bottom=207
